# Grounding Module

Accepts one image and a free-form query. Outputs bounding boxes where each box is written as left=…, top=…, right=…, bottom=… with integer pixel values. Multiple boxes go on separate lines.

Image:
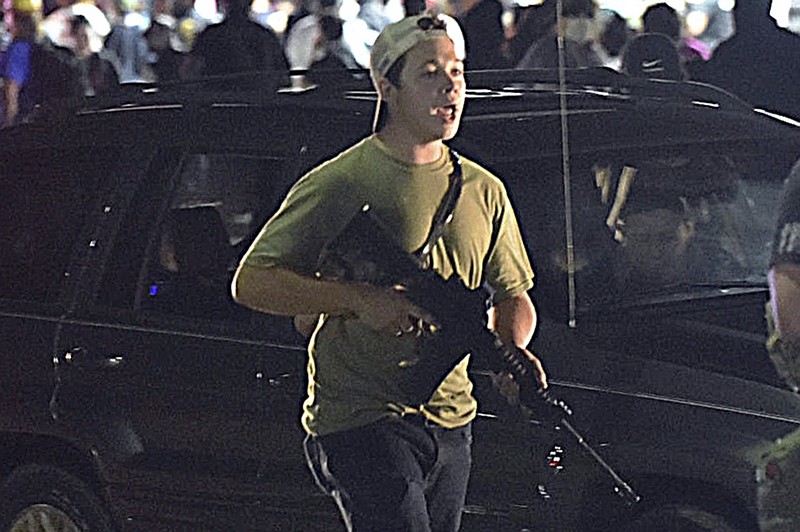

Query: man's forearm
left=4, top=81, right=20, bottom=126
left=490, top=292, right=537, bottom=348
left=231, top=263, right=371, bottom=317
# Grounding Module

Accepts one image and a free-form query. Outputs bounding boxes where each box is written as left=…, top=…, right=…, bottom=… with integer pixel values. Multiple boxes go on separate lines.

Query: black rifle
left=316, top=205, right=639, bottom=507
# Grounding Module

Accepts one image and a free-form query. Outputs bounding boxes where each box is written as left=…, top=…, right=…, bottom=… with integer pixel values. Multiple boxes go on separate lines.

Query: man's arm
left=231, top=263, right=434, bottom=334
left=769, top=263, right=800, bottom=344
left=4, top=80, right=20, bottom=127
left=489, top=292, right=548, bottom=389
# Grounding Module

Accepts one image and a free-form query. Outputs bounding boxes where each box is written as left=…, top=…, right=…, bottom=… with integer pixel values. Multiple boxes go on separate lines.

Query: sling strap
left=413, top=149, right=463, bottom=266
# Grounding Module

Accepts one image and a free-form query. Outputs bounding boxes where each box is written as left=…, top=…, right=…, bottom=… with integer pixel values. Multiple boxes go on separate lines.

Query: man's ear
left=377, top=77, right=395, bottom=104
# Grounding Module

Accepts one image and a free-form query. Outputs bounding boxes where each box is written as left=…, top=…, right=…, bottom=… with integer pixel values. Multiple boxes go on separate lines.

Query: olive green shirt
left=241, top=136, right=534, bottom=435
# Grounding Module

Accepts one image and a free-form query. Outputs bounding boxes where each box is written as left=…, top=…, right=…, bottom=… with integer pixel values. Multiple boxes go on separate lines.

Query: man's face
left=381, top=36, right=466, bottom=143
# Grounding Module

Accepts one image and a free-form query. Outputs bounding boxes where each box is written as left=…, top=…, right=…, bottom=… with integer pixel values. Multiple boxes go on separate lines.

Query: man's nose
left=442, top=73, right=463, bottom=94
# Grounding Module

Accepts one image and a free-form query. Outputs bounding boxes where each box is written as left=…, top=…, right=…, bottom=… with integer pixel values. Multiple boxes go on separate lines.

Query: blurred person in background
left=41, top=0, right=110, bottom=52
left=144, top=14, right=183, bottom=81
left=2, top=0, right=83, bottom=126
left=760, top=158, right=800, bottom=532
left=767, top=159, right=800, bottom=392
left=503, top=1, right=554, bottom=68
left=69, top=14, right=118, bottom=94
left=1, top=0, right=39, bottom=126
left=179, top=0, right=289, bottom=86
left=641, top=2, right=708, bottom=79
left=1, top=11, right=11, bottom=49
left=102, top=0, right=153, bottom=83
left=621, top=32, right=685, bottom=81
left=595, top=10, right=632, bottom=70
left=452, top=0, right=505, bottom=70
left=450, top=0, right=505, bottom=70
left=306, top=13, right=358, bottom=83
left=698, top=0, right=800, bottom=120
left=284, top=0, right=339, bottom=72
left=515, top=0, right=602, bottom=69
left=339, top=0, right=399, bottom=69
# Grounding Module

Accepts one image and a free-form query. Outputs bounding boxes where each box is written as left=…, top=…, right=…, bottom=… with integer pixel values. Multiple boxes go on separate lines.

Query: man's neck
left=376, top=128, right=444, bottom=165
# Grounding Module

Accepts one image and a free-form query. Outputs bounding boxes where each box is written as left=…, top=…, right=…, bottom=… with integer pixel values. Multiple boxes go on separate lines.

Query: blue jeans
left=304, top=416, right=472, bottom=532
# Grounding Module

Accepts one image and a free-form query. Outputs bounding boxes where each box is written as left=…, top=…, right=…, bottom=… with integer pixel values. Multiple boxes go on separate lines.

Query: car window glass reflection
left=142, top=153, right=289, bottom=321
left=583, top=153, right=782, bottom=301
left=497, top=149, right=787, bottom=317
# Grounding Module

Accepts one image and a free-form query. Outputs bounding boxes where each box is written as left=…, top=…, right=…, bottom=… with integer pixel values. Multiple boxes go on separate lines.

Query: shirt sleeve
left=484, top=185, right=535, bottom=303
left=772, top=160, right=800, bottom=267
left=240, top=163, right=364, bottom=276
left=5, top=42, right=32, bottom=86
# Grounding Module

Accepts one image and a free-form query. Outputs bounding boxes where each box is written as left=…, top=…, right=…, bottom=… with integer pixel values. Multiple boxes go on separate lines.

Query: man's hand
left=355, top=284, right=438, bottom=337
left=491, top=347, right=548, bottom=405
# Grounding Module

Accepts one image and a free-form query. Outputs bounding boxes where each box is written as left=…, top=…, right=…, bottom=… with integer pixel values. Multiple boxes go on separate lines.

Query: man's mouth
left=432, top=104, right=458, bottom=122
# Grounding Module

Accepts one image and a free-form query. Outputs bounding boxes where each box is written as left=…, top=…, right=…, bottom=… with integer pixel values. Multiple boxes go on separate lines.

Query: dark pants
left=304, top=416, right=472, bottom=532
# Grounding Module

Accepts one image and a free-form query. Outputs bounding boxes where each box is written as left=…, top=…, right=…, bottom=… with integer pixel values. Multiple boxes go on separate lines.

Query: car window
left=574, top=151, right=780, bottom=301
left=98, top=151, right=295, bottom=327
left=0, top=148, right=105, bottom=304
left=497, top=144, right=794, bottom=317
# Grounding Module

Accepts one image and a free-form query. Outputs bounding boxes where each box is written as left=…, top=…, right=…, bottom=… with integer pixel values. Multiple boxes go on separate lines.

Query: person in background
left=179, top=0, right=288, bottom=86
left=641, top=2, right=708, bottom=79
left=284, top=0, right=339, bottom=77
left=339, top=0, right=396, bottom=69
left=697, top=0, right=800, bottom=120
left=232, top=12, right=546, bottom=531
left=144, top=16, right=183, bottom=82
left=452, top=0, right=505, bottom=70
left=69, top=14, right=117, bottom=94
left=767, top=159, right=800, bottom=391
left=101, top=0, right=153, bottom=83
left=621, top=32, right=685, bottom=81
left=306, top=14, right=358, bottom=84
left=759, top=159, right=800, bottom=532
left=515, top=0, right=602, bottom=69
left=595, top=10, right=631, bottom=70
left=503, top=1, right=554, bottom=68
left=41, top=0, right=110, bottom=53
left=1, top=0, right=38, bottom=126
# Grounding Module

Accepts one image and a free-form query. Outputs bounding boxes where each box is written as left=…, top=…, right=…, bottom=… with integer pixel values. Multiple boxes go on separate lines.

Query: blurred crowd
left=2, top=0, right=800, bottom=126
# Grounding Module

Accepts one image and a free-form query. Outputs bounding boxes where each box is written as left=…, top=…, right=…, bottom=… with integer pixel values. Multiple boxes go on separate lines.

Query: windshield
left=497, top=145, right=794, bottom=319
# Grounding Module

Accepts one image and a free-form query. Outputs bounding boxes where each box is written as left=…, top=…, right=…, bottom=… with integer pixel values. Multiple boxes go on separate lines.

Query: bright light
left=195, top=0, right=218, bottom=21
left=685, top=10, right=710, bottom=36
left=717, top=0, right=735, bottom=11
left=771, top=0, right=792, bottom=27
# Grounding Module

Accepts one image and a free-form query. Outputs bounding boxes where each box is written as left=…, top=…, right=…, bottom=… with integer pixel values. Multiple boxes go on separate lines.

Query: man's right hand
left=354, top=284, right=438, bottom=337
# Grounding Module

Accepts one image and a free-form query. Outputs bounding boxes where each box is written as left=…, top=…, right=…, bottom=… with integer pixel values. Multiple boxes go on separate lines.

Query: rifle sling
left=413, top=149, right=463, bottom=266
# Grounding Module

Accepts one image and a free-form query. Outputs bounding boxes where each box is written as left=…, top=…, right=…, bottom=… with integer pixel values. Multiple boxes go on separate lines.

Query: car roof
left=4, top=67, right=800, bottom=157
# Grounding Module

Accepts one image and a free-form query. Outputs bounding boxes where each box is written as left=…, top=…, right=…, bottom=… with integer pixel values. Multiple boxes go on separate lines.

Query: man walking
left=233, top=13, right=546, bottom=531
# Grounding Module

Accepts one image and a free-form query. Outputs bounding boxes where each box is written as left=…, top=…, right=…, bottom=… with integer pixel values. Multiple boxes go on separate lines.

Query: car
left=1, top=68, right=799, bottom=531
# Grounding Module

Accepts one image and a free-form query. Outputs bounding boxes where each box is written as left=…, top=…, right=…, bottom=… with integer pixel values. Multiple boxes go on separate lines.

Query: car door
left=53, top=143, right=341, bottom=530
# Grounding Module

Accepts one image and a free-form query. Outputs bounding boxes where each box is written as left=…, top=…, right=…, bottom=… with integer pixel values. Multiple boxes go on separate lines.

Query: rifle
left=316, top=205, right=639, bottom=507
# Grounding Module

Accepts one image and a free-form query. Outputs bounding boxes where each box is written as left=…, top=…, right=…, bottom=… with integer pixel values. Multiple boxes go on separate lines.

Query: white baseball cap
left=369, top=13, right=466, bottom=86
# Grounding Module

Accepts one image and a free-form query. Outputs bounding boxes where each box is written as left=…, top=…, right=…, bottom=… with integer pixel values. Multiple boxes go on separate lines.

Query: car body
left=1, top=68, right=800, bottom=531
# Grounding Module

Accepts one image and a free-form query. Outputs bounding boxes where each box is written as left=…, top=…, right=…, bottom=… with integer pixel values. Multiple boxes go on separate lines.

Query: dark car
left=1, top=69, right=800, bottom=531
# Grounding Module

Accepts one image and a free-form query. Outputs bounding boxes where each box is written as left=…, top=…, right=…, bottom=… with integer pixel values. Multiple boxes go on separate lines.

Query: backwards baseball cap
left=369, top=13, right=466, bottom=86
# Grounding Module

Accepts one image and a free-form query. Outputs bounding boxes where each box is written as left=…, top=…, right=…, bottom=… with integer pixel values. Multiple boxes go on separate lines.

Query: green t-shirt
left=241, top=136, right=534, bottom=435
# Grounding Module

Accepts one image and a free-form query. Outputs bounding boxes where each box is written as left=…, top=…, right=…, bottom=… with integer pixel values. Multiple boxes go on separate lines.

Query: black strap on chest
left=413, top=149, right=463, bottom=266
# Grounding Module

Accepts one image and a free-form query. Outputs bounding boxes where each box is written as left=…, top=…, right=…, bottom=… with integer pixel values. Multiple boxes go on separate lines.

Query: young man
left=232, top=13, right=546, bottom=531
